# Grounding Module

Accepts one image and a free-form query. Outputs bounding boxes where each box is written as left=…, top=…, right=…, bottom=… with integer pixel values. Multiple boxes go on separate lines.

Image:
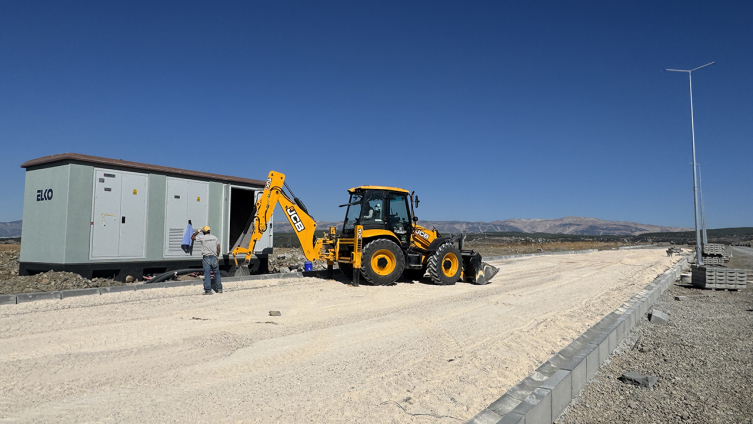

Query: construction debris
left=649, top=309, right=669, bottom=325
left=619, top=371, right=658, bottom=388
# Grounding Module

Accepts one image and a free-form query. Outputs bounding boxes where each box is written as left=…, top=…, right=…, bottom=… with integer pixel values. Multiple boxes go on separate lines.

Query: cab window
left=388, top=193, right=411, bottom=242
left=360, top=192, right=384, bottom=226
left=342, top=193, right=362, bottom=231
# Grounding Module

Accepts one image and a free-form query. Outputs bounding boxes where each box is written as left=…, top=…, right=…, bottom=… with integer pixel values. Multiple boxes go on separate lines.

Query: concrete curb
left=60, top=288, right=102, bottom=299
left=16, top=291, right=63, bottom=303
left=0, top=272, right=306, bottom=304
left=466, top=257, right=690, bottom=424
left=0, top=294, right=18, bottom=305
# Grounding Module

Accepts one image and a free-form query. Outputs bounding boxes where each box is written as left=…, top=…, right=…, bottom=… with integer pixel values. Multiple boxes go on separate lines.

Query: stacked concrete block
left=703, top=256, right=725, bottom=266
left=702, top=243, right=726, bottom=255
left=701, top=243, right=730, bottom=267
left=692, top=265, right=748, bottom=290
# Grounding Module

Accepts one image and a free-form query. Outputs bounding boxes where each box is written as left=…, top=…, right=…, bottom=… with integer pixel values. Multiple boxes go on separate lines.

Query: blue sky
left=1, top=1, right=751, bottom=228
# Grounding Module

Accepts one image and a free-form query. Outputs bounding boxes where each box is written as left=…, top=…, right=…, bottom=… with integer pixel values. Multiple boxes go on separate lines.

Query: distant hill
left=274, top=216, right=691, bottom=236
left=0, top=216, right=691, bottom=239
left=0, top=221, right=22, bottom=238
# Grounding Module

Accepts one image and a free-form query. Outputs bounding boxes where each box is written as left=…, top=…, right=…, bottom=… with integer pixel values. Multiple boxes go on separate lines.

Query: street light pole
left=698, top=164, right=708, bottom=244
left=666, top=62, right=714, bottom=266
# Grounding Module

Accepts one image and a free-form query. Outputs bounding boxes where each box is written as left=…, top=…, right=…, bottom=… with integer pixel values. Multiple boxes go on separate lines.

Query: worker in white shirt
left=192, top=226, right=223, bottom=295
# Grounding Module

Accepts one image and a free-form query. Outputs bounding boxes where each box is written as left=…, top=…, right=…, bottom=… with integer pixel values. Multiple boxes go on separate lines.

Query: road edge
left=0, top=272, right=306, bottom=305
left=466, top=256, right=691, bottom=424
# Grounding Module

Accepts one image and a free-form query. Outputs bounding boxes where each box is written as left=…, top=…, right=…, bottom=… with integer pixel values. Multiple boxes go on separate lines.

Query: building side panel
left=19, top=165, right=70, bottom=264
left=187, top=181, right=209, bottom=230
left=164, top=178, right=189, bottom=257
left=64, top=164, right=94, bottom=263
left=254, top=190, right=273, bottom=253
left=208, top=182, right=224, bottom=253
left=146, top=174, right=166, bottom=261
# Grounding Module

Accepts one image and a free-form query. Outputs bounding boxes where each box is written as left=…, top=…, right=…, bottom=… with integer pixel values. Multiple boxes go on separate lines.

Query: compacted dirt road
left=0, top=249, right=679, bottom=423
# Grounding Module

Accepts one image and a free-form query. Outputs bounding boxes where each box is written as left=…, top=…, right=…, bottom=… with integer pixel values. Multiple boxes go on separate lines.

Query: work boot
left=203, top=290, right=213, bottom=295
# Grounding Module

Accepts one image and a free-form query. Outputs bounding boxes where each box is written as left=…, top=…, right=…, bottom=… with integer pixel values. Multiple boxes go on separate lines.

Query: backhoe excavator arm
left=232, top=171, right=324, bottom=267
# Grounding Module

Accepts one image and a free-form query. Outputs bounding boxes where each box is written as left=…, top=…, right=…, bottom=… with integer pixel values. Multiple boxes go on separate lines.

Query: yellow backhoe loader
left=232, top=171, right=498, bottom=286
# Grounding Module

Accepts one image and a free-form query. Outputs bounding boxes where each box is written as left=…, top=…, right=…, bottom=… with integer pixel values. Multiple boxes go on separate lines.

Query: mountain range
left=0, top=217, right=691, bottom=238
left=0, top=220, right=22, bottom=238
left=274, top=216, right=691, bottom=236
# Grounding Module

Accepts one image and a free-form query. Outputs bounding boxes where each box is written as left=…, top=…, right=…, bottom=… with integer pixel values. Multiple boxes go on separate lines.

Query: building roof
left=21, top=153, right=265, bottom=187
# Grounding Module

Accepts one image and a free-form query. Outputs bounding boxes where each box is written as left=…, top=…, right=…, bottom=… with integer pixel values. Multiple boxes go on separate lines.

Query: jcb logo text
left=287, top=207, right=305, bottom=232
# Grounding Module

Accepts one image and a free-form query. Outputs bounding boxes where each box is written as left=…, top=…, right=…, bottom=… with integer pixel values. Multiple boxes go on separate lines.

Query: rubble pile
left=0, top=249, right=123, bottom=295
left=0, top=246, right=333, bottom=295
left=0, top=251, right=19, bottom=275
left=1, top=271, right=124, bottom=295
left=268, top=248, right=331, bottom=273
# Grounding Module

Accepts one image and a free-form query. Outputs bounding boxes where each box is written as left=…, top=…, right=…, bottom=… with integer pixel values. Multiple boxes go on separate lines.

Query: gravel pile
left=0, top=249, right=123, bottom=295
left=557, top=280, right=753, bottom=423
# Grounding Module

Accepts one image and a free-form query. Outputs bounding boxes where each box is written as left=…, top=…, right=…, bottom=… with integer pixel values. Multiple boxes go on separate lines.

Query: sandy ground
left=0, top=249, right=680, bottom=423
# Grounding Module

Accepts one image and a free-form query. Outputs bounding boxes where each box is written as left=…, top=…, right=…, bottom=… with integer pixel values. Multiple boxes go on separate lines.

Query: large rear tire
left=428, top=243, right=462, bottom=285
left=361, top=239, right=405, bottom=286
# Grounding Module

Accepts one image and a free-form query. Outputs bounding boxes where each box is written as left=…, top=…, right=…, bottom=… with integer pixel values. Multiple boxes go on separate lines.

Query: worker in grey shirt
left=192, top=226, right=223, bottom=295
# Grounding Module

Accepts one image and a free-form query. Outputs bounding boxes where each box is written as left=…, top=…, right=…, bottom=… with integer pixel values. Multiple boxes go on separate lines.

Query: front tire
left=428, top=243, right=462, bottom=285
left=361, top=239, right=405, bottom=286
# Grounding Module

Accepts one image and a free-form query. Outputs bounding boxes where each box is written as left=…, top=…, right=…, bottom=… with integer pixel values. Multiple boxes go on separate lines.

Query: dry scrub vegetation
left=0, top=244, right=20, bottom=253
left=465, top=239, right=626, bottom=257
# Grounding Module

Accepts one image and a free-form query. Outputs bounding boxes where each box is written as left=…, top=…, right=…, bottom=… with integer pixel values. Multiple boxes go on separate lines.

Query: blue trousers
left=202, top=256, right=222, bottom=292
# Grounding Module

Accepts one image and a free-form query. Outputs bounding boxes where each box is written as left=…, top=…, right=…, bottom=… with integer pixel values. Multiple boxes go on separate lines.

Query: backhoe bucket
left=462, top=252, right=499, bottom=285
left=234, top=261, right=250, bottom=277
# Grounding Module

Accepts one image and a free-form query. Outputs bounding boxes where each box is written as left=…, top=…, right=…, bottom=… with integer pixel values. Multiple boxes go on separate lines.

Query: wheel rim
left=371, top=249, right=397, bottom=276
left=441, top=252, right=459, bottom=277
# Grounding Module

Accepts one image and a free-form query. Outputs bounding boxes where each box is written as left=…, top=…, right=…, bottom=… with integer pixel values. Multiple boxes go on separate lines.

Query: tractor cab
left=341, top=186, right=415, bottom=244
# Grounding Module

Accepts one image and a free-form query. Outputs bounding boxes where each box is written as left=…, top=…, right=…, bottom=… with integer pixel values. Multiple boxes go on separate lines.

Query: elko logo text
left=36, top=189, right=53, bottom=201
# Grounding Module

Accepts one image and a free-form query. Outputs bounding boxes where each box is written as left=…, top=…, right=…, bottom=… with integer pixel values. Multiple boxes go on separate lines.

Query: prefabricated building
left=19, top=153, right=273, bottom=280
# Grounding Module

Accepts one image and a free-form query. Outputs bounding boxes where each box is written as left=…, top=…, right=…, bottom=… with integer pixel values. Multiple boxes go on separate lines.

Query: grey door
left=118, top=173, right=148, bottom=258
left=91, top=170, right=121, bottom=258
left=91, top=169, right=148, bottom=259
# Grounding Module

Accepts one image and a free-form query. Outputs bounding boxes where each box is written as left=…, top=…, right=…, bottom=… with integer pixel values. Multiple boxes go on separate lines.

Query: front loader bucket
left=462, top=252, right=499, bottom=285
left=475, top=262, right=499, bottom=285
